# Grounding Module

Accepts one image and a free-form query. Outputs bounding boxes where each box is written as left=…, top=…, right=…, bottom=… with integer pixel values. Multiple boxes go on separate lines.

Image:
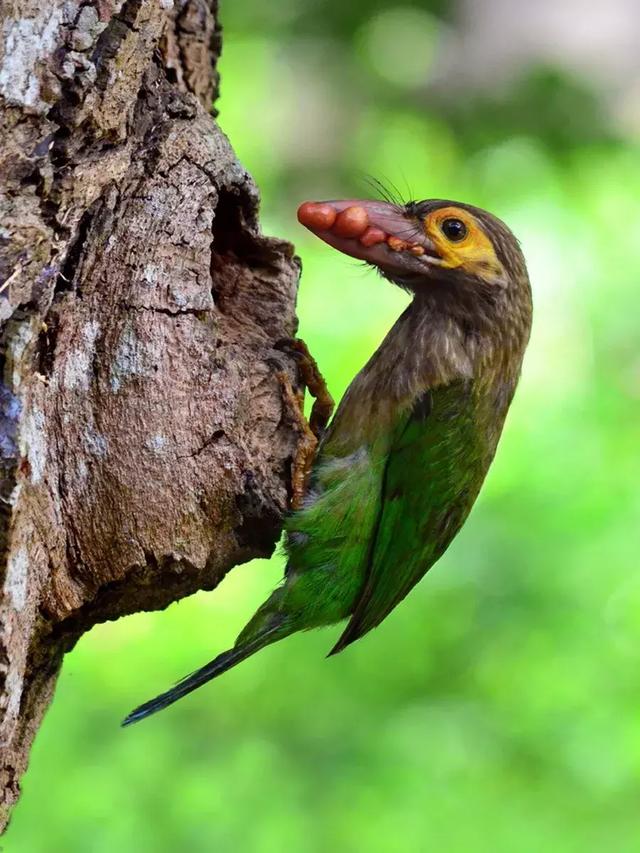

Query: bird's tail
left=121, top=619, right=286, bottom=727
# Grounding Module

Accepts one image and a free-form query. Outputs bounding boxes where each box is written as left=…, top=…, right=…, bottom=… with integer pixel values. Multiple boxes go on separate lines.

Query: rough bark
left=0, top=0, right=304, bottom=829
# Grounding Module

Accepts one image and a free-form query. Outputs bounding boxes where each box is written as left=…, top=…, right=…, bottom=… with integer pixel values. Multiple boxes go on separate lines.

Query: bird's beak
left=297, top=199, right=441, bottom=280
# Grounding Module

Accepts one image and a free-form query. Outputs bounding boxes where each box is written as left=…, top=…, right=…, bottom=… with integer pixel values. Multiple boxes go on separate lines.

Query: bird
left=122, top=195, right=532, bottom=726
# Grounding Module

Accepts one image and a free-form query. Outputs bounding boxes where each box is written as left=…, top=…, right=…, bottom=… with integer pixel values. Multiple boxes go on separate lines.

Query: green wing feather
left=330, top=379, right=490, bottom=655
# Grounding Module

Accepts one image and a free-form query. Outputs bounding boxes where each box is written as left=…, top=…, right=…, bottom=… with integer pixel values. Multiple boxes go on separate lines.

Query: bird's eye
left=441, top=218, right=467, bottom=242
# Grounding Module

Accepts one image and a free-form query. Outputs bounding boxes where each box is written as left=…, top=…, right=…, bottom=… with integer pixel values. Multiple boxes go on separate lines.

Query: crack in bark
left=177, top=428, right=226, bottom=459
left=92, top=0, right=146, bottom=86
left=54, top=204, right=95, bottom=293
left=118, top=302, right=212, bottom=318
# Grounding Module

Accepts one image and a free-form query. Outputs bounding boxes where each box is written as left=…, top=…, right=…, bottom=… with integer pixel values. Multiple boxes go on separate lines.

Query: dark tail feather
left=121, top=627, right=279, bottom=727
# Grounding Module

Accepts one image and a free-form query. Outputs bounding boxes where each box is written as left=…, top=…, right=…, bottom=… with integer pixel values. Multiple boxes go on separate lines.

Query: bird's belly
left=283, top=447, right=384, bottom=625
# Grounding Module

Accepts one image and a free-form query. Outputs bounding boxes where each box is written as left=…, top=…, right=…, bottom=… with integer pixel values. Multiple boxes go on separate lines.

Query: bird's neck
left=371, top=297, right=500, bottom=399
left=323, top=290, right=527, bottom=455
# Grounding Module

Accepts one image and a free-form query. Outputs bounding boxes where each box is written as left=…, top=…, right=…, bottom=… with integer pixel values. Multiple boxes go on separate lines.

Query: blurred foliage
left=7, top=2, right=640, bottom=851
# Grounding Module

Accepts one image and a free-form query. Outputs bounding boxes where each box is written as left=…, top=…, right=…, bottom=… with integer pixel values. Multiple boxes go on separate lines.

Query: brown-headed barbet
left=123, top=196, right=532, bottom=725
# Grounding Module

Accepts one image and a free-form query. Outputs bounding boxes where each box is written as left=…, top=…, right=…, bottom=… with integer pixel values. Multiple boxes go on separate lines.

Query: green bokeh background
left=7, top=2, right=640, bottom=851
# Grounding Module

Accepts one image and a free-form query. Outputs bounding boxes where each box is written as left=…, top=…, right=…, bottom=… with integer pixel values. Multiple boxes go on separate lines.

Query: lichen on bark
left=0, top=0, right=305, bottom=829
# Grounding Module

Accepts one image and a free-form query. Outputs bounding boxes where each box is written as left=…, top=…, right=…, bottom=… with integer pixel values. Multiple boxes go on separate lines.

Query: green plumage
left=282, top=378, right=493, bottom=653
left=331, top=380, right=488, bottom=653
left=123, top=198, right=532, bottom=726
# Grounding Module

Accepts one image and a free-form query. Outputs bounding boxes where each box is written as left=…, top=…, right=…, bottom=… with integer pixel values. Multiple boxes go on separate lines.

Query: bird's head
left=297, top=197, right=531, bottom=330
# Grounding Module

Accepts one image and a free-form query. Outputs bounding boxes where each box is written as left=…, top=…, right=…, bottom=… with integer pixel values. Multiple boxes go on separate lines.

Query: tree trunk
left=0, top=0, right=304, bottom=829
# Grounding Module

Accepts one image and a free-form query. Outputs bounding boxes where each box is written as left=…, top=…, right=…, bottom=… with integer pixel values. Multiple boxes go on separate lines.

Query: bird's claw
left=274, top=338, right=334, bottom=510
left=276, top=370, right=318, bottom=510
left=275, top=337, right=334, bottom=440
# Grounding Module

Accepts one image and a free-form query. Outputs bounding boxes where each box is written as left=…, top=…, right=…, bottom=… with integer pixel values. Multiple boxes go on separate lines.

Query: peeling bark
left=0, top=0, right=304, bottom=829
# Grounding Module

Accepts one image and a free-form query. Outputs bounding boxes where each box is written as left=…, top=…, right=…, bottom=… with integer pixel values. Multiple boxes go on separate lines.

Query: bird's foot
left=276, top=370, right=318, bottom=510
left=275, top=338, right=334, bottom=510
left=275, top=337, right=335, bottom=440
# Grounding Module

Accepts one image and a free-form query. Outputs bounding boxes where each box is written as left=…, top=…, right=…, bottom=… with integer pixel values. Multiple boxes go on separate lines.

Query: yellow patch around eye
left=424, top=206, right=506, bottom=284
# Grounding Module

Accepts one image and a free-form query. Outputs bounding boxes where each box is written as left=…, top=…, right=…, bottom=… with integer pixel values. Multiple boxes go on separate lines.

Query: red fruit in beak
left=332, top=206, right=369, bottom=239
left=359, top=227, right=387, bottom=247
left=297, top=198, right=437, bottom=282
left=297, top=202, right=337, bottom=231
